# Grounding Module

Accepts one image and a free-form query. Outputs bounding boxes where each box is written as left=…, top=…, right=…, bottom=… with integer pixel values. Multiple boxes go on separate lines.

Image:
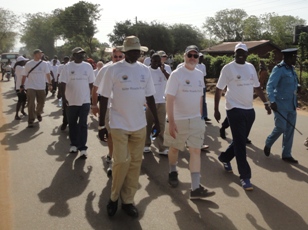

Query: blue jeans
left=219, top=108, right=255, bottom=179
left=201, top=87, right=208, bottom=119
left=66, top=103, right=90, bottom=151
left=265, top=110, right=296, bottom=158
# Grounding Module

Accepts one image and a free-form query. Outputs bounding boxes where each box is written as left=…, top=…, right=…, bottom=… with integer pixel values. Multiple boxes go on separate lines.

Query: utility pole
left=135, top=16, right=137, bottom=24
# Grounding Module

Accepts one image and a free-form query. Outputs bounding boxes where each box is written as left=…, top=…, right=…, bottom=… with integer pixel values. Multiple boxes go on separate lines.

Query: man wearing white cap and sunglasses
left=97, top=35, right=160, bottom=218
left=214, top=42, right=271, bottom=191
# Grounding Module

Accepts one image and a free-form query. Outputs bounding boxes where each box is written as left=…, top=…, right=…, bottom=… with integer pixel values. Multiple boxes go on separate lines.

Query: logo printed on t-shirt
left=71, top=71, right=75, bottom=75
left=140, top=75, right=145, bottom=82
left=122, top=75, right=128, bottom=80
left=186, top=80, right=190, bottom=84
left=237, top=75, right=241, bottom=80
left=198, top=80, right=203, bottom=87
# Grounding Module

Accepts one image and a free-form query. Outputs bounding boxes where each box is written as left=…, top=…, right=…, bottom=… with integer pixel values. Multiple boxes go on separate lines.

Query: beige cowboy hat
left=117, top=36, right=148, bottom=52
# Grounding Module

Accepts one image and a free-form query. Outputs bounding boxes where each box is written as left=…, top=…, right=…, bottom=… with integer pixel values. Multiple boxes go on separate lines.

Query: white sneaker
left=159, top=149, right=169, bottom=155
left=69, top=146, right=78, bottom=153
left=80, top=150, right=88, bottom=158
left=143, top=146, right=151, bottom=153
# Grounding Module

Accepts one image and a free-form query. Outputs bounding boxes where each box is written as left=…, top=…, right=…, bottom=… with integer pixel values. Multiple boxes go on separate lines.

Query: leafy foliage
left=0, top=8, right=18, bottom=53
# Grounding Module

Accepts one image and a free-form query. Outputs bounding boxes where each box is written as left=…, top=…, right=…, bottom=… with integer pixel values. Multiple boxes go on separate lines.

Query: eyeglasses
left=187, top=53, right=199, bottom=59
left=113, top=55, right=123, bottom=58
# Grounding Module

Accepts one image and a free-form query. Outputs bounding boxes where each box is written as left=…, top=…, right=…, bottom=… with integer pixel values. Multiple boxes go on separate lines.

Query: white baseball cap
left=234, top=43, right=248, bottom=52
left=16, top=56, right=29, bottom=62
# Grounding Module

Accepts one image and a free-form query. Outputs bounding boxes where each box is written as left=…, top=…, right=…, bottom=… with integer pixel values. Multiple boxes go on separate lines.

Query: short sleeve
left=165, top=72, right=179, bottom=96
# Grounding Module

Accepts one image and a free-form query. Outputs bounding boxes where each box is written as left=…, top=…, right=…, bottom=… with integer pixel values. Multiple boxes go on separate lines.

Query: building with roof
left=203, top=40, right=283, bottom=64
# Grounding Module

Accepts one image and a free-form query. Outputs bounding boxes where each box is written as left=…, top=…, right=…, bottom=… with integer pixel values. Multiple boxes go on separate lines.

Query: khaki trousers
left=110, top=127, right=146, bottom=204
left=26, top=89, right=46, bottom=123
left=145, top=103, right=166, bottom=151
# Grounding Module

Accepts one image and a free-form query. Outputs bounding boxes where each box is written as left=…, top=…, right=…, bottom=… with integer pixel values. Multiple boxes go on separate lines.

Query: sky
left=6, top=0, right=308, bottom=51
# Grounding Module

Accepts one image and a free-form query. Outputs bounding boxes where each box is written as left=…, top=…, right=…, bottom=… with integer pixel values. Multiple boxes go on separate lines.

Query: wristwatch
left=98, top=126, right=105, bottom=130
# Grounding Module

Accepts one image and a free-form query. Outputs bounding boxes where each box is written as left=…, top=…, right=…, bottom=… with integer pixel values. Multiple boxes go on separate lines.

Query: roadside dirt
left=0, top=84, right=12, bottom=230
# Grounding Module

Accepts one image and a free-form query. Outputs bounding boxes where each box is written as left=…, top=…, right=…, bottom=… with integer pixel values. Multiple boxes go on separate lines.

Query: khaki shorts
left=164, top=117, right=205, bottom=151
left=105, top=108, right=111, bottom=132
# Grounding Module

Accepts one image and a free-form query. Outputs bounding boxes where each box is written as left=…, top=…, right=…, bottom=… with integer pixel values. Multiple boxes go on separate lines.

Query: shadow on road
left=38, top=155, right=92, bottom=217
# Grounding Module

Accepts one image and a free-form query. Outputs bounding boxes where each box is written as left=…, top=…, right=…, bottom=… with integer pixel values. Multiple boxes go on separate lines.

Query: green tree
left=243, top=16, right=262, bottom=41
left=20, top=13, right=56, bottom=56
left=169, top=23, right=203, bottom=54
left=0, top=8, right=18, bottom=53
left=260, top=13, right=306, bottom=48
left=53, top=1, right=101, bottom=54
left=203, top=9, right=248, bottom=41
left=108, top=20, right=174, bottom=54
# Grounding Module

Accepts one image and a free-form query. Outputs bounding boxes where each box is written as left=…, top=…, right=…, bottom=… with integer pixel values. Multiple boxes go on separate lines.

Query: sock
left=191, top=172, right=200, bottom=191
left=169, top=164, right=177, bottom=173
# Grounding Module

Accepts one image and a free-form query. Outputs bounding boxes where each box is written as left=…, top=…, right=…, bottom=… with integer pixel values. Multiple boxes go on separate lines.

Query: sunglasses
left=113, top=55, right=123, bottom=58
left=187, top=53, right=199, bottom=59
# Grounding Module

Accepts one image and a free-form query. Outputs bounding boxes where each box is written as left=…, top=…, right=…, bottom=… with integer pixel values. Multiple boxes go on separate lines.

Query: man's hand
left=168, top=121, right=178, bottom=139
left=214, top=109, right=221, bottom=123
left=91, top=105, right=99, bottom=117
left=270, top=102, right=278, bottom=112
left=48, top=84, right=53, bottom=92
left=265, top=104, right=272, bottom=115
left=98, top=127, right=108, bottom=142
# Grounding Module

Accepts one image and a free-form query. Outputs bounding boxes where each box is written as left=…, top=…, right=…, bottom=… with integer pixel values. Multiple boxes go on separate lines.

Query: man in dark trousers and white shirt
left=60, top=47, right=95, bottom=158
left=214, top=43, right=271, bottom=191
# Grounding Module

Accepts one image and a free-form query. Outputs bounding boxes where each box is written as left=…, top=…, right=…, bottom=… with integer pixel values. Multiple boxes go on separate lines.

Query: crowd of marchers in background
left=3, top=35, right=306, bottom=218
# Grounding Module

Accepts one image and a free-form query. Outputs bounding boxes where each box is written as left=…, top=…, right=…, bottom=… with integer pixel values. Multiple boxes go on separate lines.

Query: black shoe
left=37, top=115, right=42, bottom=122
left=21, top=111, right=27, bottom=116
left=282, top=157, right=298, bottom=164
left=204, top=118, right=212, bottom=124
left=190, top=185, right=216, bottom=199
left=264, top=145, right=271, bottom=157
left=15, top=115, right=21, bottom=120
left=168, top=171, right=179, bottom=188
left=220, top=128, right=226, bottom=139
left=60, top=123, right=67, bottom=131
left=122, top=203, right=139, bottom=218
left=107, top=199, right=118, bottom=217
left=246, top=138, right=252, bottom=144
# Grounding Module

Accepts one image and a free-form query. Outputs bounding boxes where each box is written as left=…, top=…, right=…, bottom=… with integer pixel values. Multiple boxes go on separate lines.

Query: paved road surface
left=1, top=81, right=308, bottom=230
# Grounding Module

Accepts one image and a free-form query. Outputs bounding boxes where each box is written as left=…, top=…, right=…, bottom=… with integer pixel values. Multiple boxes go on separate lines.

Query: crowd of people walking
left=7, top=35, right=305, bottom=218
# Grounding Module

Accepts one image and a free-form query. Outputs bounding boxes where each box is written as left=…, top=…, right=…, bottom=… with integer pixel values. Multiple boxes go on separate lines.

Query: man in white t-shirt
left=157, top=50, right=172, bottom=74
left=214, top=43, right=271, bottom=191
left=57, top=56, right=70, bottom=130
left=60, top=47, right=95, bottom=158
left=21, top=49, right=52, bottom=127
left=93, top=61, right=104, bottom=78
left=143, top=49, right=155, bottom=66
left=164, top=45, right=215, bottom=200
left=144, top=53, right=170, bottom=155
left=97, top=36, right=160, bottom=218
left=50, top=59, right=59, bottom=96
left=91, top=48, right=124, bottom=177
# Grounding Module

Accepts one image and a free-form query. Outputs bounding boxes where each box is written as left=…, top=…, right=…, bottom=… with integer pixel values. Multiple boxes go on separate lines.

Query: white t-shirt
left=216, top=61, right=260, bottom=110
left=22, top=60, right=50, bottom=90
left=165, top=65, right=204, bottom=120
left=94, top=61, right=113, bottom=87
left=149, top=67, right=167, bottom=104
left=61, top=61, right=95, bottom=106
left=196, top=63, right=206, bottom=77
left=50, top=65, right=58, bottom=82
left=143, top=57, right=151, bottom=66
left=163, top=64, right=172, bottom=74
left=15, top=65, right=27, bottom=90
left=57, top=64, right=65, bottom=83
left=97, top=60, right=155, bottom=131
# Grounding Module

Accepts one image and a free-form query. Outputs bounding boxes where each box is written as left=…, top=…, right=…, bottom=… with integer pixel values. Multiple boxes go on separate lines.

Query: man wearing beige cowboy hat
left=97, top=35, right=160, bottom=218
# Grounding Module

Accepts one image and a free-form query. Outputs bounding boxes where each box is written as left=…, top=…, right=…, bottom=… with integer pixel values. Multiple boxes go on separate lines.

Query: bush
left=172, top=53, right=184, bottom=69
left=247, top=54, right=260, bottom=72
left=211, top=55, right=233, bottom=78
